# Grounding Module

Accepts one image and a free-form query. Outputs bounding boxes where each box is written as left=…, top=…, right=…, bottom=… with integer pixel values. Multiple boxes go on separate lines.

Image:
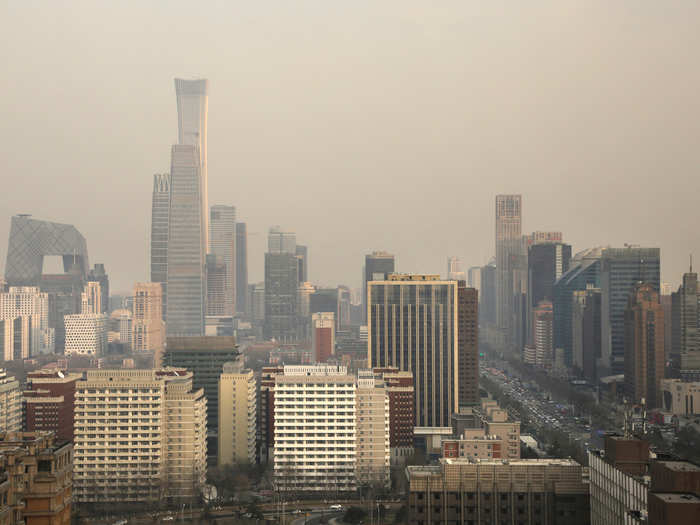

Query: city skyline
left=1, top=3, right=699, bottom=292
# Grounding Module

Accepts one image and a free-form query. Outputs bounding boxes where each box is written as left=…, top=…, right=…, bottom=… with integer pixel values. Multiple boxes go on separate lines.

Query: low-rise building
left=407, top=458, right=589, bottom=525
left=0, top=431, right=73, bottom=525
left=660, top=379, right=700, bottom=415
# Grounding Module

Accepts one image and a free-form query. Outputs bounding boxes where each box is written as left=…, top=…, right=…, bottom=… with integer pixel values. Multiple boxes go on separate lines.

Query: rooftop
left=656, top=461, right=700, bottom=472
left=652, top=493, right=700, bottom=504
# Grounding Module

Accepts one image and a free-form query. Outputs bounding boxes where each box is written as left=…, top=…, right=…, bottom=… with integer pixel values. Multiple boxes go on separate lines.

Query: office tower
left=295, top=245, right=308, bottom=283
left=372, top=368, right=415, bottom=462
left=118, top=310, right=133, bottom=350
left=527, top=242, right=571, bottom=343
left=87, top=263, right=109, bottom=313
left=23, top=369, right=81, bottom=441
left=297, top=281, right=315, bottom=319
left=0, top=432, right=73, bottom=525
left=337, top=285, right=352, bottom=329
left=209, top=205, right=236, bottom=315
left=0, top=370, right=21, bottom=432
left=526, top=231, right=563, bottom=244
left=274, top=365, right=356, bottom=493
left=407, top=458, right=589, bottom=525
left=601, top=247, right=661, bottom=376
left=81, top=281, right=102, bottom=314
left=64, top=313, right=108, bottom=356
left=495, top=194, right=522, bottom=331
left=0, top=287, right=53, bottom=356
left=625, top=283, right=665, bottom=408
left=588, top=436, right=650, bottom=525
left=164, top=336, right=239, bottom=465
left=174, top=78, right=209, bottom=249
left=166, top=145, right=206, bottom=337
left=132, top=282, right=165, bottom=364
left=251, top=282, right=265, bottom=323
left=467, top=266, right=481, bottom=291
left=151, top=173, right=171, bottom=318
left=310, top=288, right=338, bottom=317
left=5, top=215, right=89, bottom=351
left=363, top=251, right=395, bottom=323
left=447, top=256, right=466, bottom=281
left=368, top=274, right=460, bottom=427
left=0, top=317, right=32, bottom=360
left=479, top=260, right=497, bottom=325
left=572, top=287, right=602, bottom=381
left=312, top=312, right=335, bottom=363
left=205, top=254, right=227, bottom=316
left=218, top=359, right=256, bottom=466
left=235, top=222, right=248, bottom=316
left=458, top=285, right=479, bottom=407
left=671, top=267, right=700, bottom=380
left=73, top=368, right=207, bottom=503
left=553, top=248, right=603, bottom=367
left=355, top=370, right=390, bottom=488
left=533, top=300, right=554, bottom=370
left=264, top=227, right=299, bottom=342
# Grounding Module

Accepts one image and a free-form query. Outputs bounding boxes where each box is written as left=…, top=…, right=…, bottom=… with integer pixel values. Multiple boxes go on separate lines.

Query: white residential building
left=0, top=369, right=22, bottom=432
left=218, top=360, right=256, bottom=466
left=274, top=365, right=357, bottom=492
left=64, top=313, right=108, bottom=356
left=0, top=316, right=32, bottom=360
left=73, top=368, right=207, bottom=503
left=0, top=286, right=54, bottom=354
left=355, top=370, right=390, bottom=488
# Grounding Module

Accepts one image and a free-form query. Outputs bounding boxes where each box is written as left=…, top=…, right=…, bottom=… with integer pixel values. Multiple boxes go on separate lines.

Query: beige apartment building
left=218, top=360, right=256, bottom=466
left=356, top=370, right=390, bottom=488
left=73, top=368, right=207, bottom=503
left=132, top=283, right=165, bottom=366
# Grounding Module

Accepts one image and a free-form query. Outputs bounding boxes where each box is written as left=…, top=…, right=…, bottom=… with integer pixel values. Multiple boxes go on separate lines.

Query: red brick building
left=23, top=370, right=81, bottom=441
left=458, top=283, right=479, bottom=407
left=373, top=367, right=414, bottom=462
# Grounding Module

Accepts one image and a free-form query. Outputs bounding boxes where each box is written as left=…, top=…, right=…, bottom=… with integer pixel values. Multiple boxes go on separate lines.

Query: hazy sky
left=1, top=1, right=699, bottom=293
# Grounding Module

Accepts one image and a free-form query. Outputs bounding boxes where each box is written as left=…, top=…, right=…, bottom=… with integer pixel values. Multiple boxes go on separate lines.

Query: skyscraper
left=166, top=145, right=206, bottom=337
left=87, top=263, right=109, bottom=314
left=527, top=242, right=572, bottom=344
left=363, top=252, right=395, bottom=324
left=174, top=78, right=209, bottom=249
left=80, top=281, right=102, bottom=314
left=264, top=227, right=299, bottom=342
left=671, top=266, right=700, bottom=380
left=205, top=254, right=227, bottom=316
left=295, top=245, right=308, bottom=283
left=553, top=248, right=603, bottom=367
left=447, top=256, right=466, bottom=281
left=209, top=205, right=236, bottom=316
left=479, top=261, right=497, bottom=326
left=235, top=222, right=248, bottom=316
left=368, top=274, right=461, bottom=427
left=601, top=247, right=661, bottom=376
left=625, top=283, right=665, bottom=408
left=312, top=312, right=335, bottom=363
left=150, top=173, right=170, bottom=318
left=132, top=282, right=165, bottom=364
left=0, top=286, right=53, bottom=355
left=495, top=194, right=522, bottom=334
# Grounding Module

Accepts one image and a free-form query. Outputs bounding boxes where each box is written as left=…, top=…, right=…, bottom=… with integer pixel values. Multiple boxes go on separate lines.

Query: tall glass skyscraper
left=166, top=145, right=205, bottom=337
left=264, top=227, right=298, bottom=342
left=209, top=205, right=236, bottom=316
left=362, top=252, right=395, bottom=323
left=150, top=173, right=170, bottom=318
left=495, top=195, right=522, bottom=336
left=175, top=78, right=209, bottom=249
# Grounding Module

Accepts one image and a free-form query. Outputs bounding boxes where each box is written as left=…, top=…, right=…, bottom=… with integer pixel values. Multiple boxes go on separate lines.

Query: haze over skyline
left=1, top=1, right=699, bottom=292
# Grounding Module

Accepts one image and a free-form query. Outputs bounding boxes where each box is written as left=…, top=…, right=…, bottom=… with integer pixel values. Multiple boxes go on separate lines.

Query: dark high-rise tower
left=295, top=245, right=308, bottom=283
left=601, top=247, right=660, bottom=376
left=527, top=242, right=571, bottom=344
left=151, top=173, right=170, bottom=318
left=458, top=284, right=479, bottom=407
left=671, top=265, right=700, bottom=380
left=495, top=195, right=522, bottom=333
left=363, top=252, right=395, bottom=324
left=235, top=222, right=248, bottom=316
left=209, top=205, right=236, bottom=316
left=264, top=227, right=298, bottom=342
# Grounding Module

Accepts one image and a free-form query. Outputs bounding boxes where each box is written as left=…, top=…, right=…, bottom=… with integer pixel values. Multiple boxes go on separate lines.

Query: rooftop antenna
left=691, top=254, right=693, bottom=273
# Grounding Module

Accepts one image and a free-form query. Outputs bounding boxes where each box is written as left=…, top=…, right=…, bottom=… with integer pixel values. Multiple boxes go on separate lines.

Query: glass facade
left=150, top=173, right=170, bottom=318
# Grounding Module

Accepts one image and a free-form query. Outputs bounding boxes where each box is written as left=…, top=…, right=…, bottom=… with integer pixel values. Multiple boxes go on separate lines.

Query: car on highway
left=330, top=504, right=344, bottom=511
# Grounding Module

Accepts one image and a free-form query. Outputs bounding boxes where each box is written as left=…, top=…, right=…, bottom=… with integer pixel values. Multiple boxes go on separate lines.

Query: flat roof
left=652, top=493, right=700, bottom=503
left=656, top=461, right=700, bottom=472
